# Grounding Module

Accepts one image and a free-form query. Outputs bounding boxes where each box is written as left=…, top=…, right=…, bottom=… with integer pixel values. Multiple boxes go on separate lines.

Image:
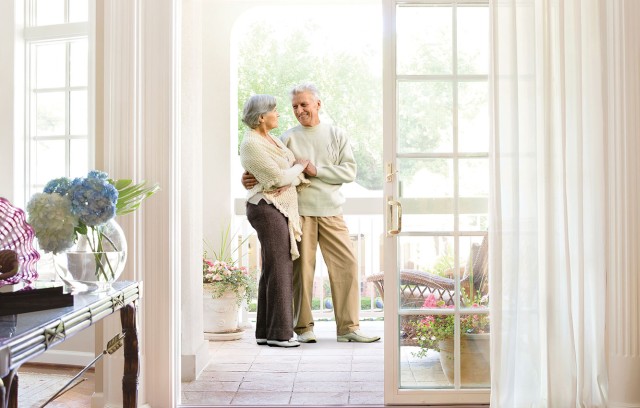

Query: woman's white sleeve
left=276, top=164, right=304, bottom=187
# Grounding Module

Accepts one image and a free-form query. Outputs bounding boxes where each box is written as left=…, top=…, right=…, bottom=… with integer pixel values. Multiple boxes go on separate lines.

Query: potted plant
left=411, top=292, right=490, bottom=386
left=202, top=258, right=255, bottom=307
left=202, top=226, right=256, bottom=336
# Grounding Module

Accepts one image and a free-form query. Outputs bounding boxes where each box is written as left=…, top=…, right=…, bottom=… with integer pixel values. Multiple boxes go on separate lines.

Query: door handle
left=387, top=198, right=402, bottom=236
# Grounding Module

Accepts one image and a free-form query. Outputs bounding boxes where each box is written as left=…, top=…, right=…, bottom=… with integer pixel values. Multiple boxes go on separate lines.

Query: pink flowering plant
left=202, top=257, right=256, bottom=306
left=412, top=291, right=490, bottom=358
left=202, top=225, right=257, bottom=306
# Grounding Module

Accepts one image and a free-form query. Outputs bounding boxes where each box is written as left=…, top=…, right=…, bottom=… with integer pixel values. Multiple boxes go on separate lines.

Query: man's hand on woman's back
left=242, top=171, right=258, bottom=189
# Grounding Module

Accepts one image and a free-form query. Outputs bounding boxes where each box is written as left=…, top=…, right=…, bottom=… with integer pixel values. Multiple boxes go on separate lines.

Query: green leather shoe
left=297, top=331, right=317, bottom=343
left=337, top=330, right=381, bottom=343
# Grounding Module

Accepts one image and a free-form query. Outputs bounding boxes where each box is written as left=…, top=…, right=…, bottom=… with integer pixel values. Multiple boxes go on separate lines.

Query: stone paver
left=180, top=319, right=448, bottom=405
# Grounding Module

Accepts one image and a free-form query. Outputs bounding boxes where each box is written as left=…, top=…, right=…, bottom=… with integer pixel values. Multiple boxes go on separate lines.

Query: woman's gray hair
left=289, top=82, right=321, bottom=101
left=242, top=94, right=277, bottom=129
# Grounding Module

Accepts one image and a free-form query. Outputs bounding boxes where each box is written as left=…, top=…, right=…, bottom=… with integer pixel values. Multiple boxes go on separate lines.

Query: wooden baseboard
left=20, top=362, right=95, bottom=373
left=27, top=349, right=95, bottom=367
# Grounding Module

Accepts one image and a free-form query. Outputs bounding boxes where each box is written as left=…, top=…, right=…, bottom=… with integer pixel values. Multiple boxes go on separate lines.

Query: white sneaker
left=297, top=331, right=317, bottom=343
left=267, top=338, right=300, bottom=348
left=256, top=338, right=267, bottom=345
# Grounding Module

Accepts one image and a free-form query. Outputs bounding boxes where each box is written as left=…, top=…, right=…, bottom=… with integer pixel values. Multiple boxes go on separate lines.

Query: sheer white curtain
left=490, top=0, right=609, bottom=406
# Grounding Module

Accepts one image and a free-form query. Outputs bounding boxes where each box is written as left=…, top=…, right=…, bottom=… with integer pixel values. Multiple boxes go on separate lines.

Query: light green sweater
left=281, top=123, right=356, bottom=216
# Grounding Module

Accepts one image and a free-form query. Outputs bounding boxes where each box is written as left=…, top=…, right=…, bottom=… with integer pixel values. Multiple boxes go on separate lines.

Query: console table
left=0, top=281, right=141, bottom=408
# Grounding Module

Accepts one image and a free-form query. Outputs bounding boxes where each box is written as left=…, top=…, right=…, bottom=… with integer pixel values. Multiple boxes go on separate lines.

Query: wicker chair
left=367, top=234, right=488, bottom=345
left=367, top=234, right=488, bottom=308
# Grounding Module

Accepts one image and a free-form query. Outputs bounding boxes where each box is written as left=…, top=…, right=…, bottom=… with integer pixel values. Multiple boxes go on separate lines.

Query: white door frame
left=382, top=0, right=490, bottom=404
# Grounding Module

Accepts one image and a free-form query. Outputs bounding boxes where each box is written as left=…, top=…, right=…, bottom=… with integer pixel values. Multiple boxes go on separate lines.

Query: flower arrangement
left=411, top=292, right=490, bottom=358
left=202, top=224, right=257, bottom=307
left=27, top=170, right=159, bottom=281
left=202, top=258, right=256, bottom=306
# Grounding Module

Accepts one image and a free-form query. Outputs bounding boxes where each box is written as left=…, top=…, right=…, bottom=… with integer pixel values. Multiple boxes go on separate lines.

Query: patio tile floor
left=181, top=319, right=448, bottom=406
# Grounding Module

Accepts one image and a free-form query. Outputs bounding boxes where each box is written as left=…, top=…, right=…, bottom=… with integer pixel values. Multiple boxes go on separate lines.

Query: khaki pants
left=293, top=215, right=360, bottom=336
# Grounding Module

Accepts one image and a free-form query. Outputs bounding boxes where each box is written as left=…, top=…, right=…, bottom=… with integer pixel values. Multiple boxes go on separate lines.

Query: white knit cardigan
left=240, top=130, right=309, bottom=260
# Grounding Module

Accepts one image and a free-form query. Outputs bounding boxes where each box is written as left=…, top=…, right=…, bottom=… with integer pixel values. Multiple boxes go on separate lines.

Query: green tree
left=236, top=20, right=383, bottom=189
left=235, top=8, right=484, bottom=191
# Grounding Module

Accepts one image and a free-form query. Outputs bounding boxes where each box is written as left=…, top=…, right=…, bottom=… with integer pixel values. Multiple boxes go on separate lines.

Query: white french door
left=382, top=0, right=491, bottom=404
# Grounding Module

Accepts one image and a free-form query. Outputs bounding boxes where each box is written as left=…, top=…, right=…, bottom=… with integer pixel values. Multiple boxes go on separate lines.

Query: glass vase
left=54, top=219, right=128, bottom=292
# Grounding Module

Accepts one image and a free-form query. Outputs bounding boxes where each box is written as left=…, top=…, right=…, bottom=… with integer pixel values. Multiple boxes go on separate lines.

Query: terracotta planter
left=437, top=333, right=490, bottom=387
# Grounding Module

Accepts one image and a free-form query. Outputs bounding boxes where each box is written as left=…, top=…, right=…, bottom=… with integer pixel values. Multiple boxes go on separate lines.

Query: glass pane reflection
left=70, top=90, right=88, bottom=135
left=69, top=0, right=89, bottom=23
left=69, top=139, right=88, bottom=178
left=396, top=6, right=452, bottom=75
left=397, top=82, right=453, bottom=154
left=400, top=314, right=453, bottom=389
left=36, top=92, right=65, bottom=136
left=399, top=312, right=490, bottom=389
left=459, top=331, right=490, bottom=388
left=36, top=43, right=66, bottom=89
left=35, top=0, right=64, bottom=26
left=34, top=140, right=65, bottom=185
left=458, top=81, right=489, bottom=153
left=70, top=40, right=89, bottom=87
left=457, top=7, right=489, bottom=75
left=397, top=158, right=454, bottom=232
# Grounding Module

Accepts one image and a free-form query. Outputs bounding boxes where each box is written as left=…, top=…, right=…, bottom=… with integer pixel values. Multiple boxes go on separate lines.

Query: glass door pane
left=383, top=0, right=490, bottom=404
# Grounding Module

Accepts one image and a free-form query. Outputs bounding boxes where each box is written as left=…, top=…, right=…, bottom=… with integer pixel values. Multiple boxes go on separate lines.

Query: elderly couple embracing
left=239, top=83, right=380, bottom=348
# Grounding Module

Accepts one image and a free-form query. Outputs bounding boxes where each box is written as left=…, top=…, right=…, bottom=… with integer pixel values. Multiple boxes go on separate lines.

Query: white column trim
left=139, top=0, right=179, bottom=405
left=179, top=0, right=209, bottom=383
left=102, top=0, right=141, bottom=404
left=102, top=0, right=179, bottom=405
left=0, top=1, right=16, bottom=202
left=606, top=1, right=640, bottom=407
left=0, top=0, right=25, bottom=204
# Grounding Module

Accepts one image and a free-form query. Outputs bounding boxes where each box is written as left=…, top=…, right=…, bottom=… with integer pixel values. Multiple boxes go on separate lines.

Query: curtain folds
left=490, top=0, right=608, bottom=406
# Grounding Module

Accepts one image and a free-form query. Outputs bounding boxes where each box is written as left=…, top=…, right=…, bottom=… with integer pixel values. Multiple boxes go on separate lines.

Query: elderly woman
left=239, top=94, right=309, bottom=348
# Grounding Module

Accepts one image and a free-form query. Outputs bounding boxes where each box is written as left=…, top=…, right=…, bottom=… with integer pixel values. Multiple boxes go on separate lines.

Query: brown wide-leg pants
left=293, top=215, right=360, bottom=336
left=246, top=200, right=294, bottom=341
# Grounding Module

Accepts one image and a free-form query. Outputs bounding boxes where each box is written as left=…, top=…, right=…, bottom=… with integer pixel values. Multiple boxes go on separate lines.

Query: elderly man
left=243, top=82, right=379, bottom=343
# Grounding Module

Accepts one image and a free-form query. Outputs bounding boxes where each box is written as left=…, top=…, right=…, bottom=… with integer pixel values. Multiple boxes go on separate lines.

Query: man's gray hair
left=289, top=82, right=321, bottom=101
left=241, top=94, right=277, bottom=129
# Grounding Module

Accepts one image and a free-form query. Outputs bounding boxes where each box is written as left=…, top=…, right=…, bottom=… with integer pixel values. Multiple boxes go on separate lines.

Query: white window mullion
left=65, top=41, right=70, bottom=177
left=24, top=23, right=89, bottom=41
left=20, top=1, right=92, bottom=282
left=24, top=21, right=89, bottom=199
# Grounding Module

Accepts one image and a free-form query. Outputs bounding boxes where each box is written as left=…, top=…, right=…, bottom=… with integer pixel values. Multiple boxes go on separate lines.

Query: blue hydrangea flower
left=43, top=177, right=73, bottom=196
left=69, top=173, right=119, bottom=226
left=88, top=170, right=109, bottom=181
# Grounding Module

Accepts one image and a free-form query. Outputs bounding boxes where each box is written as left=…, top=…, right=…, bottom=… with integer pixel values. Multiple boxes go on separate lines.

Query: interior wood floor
left=17, top=363, right=95, bottom=408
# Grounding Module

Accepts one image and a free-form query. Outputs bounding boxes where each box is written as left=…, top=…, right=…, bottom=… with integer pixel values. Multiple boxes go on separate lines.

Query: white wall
left=202, top=0, right=245, bottom=247
left=0, top=0, right=21, bottom=204
left=180, top=0, right=209, bottom=382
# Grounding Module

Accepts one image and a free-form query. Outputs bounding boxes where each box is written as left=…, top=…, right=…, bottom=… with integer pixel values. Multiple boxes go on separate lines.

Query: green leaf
left=75, top=223, right=88, bottom=235
left=111, top=179, right=133, bottom=190
left=112, top=179, right=160, bottom=217
left=203, top=223, right=251, bottom=266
